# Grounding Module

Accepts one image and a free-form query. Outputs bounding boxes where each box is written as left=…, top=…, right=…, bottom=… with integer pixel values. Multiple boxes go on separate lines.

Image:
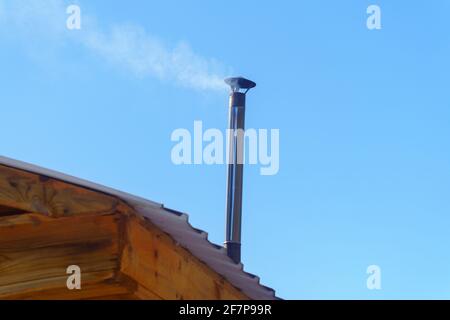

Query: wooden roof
left=0, top=156, right=277, bottom=300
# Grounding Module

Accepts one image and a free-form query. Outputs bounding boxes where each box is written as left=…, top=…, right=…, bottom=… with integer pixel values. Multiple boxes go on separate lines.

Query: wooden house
left=0, top=156, right=276, bottom=300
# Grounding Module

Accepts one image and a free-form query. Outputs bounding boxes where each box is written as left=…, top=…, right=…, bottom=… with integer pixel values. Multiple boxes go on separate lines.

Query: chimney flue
left=224, top=77, right=256, bottom=264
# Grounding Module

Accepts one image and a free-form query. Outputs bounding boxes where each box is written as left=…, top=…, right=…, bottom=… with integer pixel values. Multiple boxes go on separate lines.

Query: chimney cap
left=225, top=77, right=256, bottom=92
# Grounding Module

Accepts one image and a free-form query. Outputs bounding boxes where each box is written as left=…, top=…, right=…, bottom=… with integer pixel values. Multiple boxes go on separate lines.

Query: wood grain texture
left=0, top=165, right=120, bottom=218
left=3, top=280, right=133, bottom=300
left=0, top=214, right=120, bottom=298
left=0, top=211, right=250, bottom=300
left=120, top=216, right=248, bottom=300
left=0, top=164, right=252, bottom=300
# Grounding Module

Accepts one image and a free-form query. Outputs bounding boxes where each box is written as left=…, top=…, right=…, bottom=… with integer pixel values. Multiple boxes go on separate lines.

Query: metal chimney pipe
left=224, top=77, right=256, bottom=264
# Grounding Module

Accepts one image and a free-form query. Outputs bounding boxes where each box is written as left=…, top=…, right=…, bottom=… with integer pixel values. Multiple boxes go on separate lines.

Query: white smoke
left=0, top=0, right=229, bottom=92
left=83, top=25, right=228, bottom=91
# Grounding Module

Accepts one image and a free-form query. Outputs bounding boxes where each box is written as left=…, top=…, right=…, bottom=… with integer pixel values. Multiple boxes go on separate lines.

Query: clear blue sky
left=1, top=0, right=450, bottom=299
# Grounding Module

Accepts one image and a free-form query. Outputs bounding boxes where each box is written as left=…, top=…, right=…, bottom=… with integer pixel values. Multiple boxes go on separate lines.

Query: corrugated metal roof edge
left=0, top=156, right=280, bottom=300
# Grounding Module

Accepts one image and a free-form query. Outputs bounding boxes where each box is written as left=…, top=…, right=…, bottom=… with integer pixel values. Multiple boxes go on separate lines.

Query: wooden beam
left=120, top=216, right=249, bottom=300
left=0, top=165, right=121, bottom=218
left=0, top=213, right=121, bottom=299
left=3, top=280, right=133, bottom=300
